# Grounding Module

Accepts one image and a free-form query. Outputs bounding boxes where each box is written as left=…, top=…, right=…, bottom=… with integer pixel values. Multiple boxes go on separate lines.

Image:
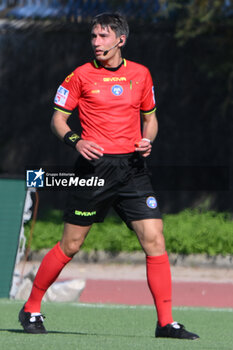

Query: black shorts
left=64, top=152, right=161, bottom=229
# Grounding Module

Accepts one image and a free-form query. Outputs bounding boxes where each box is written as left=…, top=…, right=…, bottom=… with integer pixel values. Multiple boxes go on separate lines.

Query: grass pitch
left=0, top=300, right=232, bottom=350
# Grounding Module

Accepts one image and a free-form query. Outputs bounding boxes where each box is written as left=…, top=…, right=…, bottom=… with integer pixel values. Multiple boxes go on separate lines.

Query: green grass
left=0, top=300, right=232, bottom=350
left=25, top=208, right=233, bottom=255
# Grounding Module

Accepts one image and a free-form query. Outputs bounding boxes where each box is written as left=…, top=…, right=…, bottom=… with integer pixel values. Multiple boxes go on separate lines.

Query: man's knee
left=132, top=219, right=166, bottom=256
left=60, top=239, right=81, bottom=257
left=60, top=223, right=91, bottom=257
left=143, top=230, right=165, bottom=255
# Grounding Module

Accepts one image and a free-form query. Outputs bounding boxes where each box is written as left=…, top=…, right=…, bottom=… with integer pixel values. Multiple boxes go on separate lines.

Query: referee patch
left=111, top=85, right=123, bottom=96
left=146, top=196, right=157, bottom=209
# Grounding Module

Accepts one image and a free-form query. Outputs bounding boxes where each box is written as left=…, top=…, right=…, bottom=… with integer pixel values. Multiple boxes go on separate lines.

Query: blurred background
left=0, top=0, right=232, bottom=214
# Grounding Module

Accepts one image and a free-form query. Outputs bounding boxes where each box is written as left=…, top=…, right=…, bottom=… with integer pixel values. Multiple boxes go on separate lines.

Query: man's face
left=91, top=24, right=121, bottom=61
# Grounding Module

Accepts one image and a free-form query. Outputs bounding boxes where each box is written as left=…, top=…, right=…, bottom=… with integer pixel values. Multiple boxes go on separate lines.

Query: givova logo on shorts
left=75, top=210, right=96, bottom=216
left=146, top=196, right=157, bottom=209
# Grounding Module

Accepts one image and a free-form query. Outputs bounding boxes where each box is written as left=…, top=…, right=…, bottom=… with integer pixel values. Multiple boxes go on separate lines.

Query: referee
left=19, top=13, right=199, bottom=340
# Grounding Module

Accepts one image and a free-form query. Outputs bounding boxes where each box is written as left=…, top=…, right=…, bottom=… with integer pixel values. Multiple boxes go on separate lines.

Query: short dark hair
left=91, top=13, right=129, bottom=40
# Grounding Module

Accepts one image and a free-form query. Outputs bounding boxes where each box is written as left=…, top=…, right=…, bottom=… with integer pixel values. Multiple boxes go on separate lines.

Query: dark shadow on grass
left=0, top=329, right=94, bottom=335
left=0, top=328, right=151, bottom=338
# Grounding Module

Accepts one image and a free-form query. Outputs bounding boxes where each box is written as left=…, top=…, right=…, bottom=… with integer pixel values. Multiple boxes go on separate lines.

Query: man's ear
left=119, top=35, right=126, bottom=47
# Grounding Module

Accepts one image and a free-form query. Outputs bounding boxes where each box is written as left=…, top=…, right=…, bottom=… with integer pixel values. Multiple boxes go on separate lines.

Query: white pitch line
left=69, top=302, right=233, bottom=313
left=1, top=299, right=233, bottom=313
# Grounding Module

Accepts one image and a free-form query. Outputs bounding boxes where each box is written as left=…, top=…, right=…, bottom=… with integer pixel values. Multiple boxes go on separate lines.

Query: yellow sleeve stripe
left=141, top=107, right=157, bottom=115
left=54, top=107, right=72, bottom=115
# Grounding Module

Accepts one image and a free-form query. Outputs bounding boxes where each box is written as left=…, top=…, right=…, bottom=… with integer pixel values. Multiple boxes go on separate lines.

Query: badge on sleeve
left=54, top=86, right=69, bottom=107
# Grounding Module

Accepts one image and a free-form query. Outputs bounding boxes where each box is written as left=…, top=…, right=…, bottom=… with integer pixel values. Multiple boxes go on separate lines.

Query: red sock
left=146, top=252, right=173, bottom=327
left=24, top=242, right=71, bottom=313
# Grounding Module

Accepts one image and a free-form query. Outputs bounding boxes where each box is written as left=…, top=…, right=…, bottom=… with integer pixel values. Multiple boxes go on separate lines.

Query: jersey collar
left=93, top=58, right=127, bottom=71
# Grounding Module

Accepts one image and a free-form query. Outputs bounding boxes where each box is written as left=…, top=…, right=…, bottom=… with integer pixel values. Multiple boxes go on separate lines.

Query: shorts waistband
left=103, top=152, right=136, bottom=158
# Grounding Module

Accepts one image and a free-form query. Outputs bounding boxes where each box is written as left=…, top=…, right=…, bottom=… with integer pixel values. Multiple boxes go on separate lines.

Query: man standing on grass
left=19, top=12, right=199, bottom=340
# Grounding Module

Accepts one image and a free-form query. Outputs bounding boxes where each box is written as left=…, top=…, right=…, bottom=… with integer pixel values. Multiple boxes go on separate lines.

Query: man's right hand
left=76, top=140, right=104, bottom=160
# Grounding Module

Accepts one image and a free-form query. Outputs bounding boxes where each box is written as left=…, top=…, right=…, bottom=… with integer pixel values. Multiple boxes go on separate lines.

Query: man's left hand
left=135, top=139, right=152, bottom=157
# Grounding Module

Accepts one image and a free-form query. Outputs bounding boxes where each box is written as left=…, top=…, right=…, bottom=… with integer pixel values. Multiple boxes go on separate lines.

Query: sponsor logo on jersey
left=54, top=86, right=69, bottom=107
left=65, top=72, right=74, bottom=82
left=111, top=85, right=123, bottom=96
left=146, top=196, right=157, bottom=209
left=103, top=77, right=126, bottom=82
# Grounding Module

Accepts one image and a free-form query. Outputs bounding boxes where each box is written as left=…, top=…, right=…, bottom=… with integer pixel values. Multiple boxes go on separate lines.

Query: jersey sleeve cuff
left=54, top=105, right=73, bottom=115
left=140, top=106, right=157, bottom=115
